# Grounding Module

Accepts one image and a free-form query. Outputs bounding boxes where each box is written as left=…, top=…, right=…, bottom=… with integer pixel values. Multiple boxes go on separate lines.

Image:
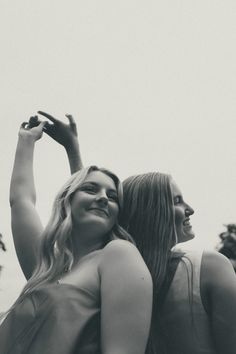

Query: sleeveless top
left=0, top=248, right=103, bottom=354
left=0, top=283, right=101, bottom=354
left=159, top=250, right=216, bottom=354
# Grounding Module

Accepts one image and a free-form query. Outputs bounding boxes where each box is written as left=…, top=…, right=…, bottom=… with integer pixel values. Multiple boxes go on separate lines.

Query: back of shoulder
left=202, top=250, right=234, bottom=271
left=201, top=250, right=235, bottom=289
left=103, top=239, right=141, bottom=259
left=100, top=240, right=152, bottom=281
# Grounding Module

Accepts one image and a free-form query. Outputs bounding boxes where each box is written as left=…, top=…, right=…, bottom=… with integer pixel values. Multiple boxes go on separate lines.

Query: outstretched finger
left=38, top=111, right=58, bottom=124
left=65, top=113, right=75, bottom=124
left=65, top=113, right=78, bottom=135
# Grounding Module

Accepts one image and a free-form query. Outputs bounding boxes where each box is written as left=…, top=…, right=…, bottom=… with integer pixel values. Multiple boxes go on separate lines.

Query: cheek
left=174, top=207, right=184, bottom=228
left=109, top=204, right=119, bottom=222
left=71, top=198, right=80, bottom=216
left=71, top=192, right=90, bottom=212
left=70, top=196, right=88, bottom=221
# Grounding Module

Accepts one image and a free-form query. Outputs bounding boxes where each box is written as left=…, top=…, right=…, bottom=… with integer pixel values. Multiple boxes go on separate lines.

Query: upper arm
left=99, top=240, right=153, bottom=354
left=201, top=251, right=236, bottom=354
left=11, top=199, right=43, bottom=279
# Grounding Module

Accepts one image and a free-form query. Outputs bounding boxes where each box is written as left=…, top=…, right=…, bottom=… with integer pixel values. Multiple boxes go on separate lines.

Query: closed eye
left=79, top=183, right=118, bottom=203
left=80, top=184, right=97, bottom=194
left=107, top=193, right=119, bottom=203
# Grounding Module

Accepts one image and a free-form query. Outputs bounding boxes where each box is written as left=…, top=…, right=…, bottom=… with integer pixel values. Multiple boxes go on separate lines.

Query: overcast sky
left=1, top=1, right=236, bottom=311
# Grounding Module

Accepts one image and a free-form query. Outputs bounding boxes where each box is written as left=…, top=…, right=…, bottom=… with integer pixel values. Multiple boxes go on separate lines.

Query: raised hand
left=37, top=111, right=83, bottom=173
left=19, top=118, right=46, bottom=142
left=37, top=111, right=78, bottom=151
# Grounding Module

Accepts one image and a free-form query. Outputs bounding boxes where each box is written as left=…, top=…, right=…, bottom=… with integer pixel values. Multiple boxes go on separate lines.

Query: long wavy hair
left=6, top=166, right=133, bottom=316
left=120, top=172, right=178, bottom=353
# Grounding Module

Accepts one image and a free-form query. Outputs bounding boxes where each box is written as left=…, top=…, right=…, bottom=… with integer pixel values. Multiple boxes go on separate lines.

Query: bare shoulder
left=100, top=240, right=153, bottom=354
left=101, top=239, right=149, bottom=268
left=99, top=240, right=152, bottom=282
left=102, top=239, right=142, bottom=258
left=202, top=250, right=233, bottom=272
left=201, top=250, right=235, bottom=289
left=200, top=252, right=236, bottom=354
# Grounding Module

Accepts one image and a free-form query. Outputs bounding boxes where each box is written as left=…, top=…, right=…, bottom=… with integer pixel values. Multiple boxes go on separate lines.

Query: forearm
left=65, top=139, right=83, bottom=174
left=10, top=135, right=37, bottom=206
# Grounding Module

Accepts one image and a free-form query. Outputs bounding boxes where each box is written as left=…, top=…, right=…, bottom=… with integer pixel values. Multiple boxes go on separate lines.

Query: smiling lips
left=183, top=218, right=192, bottom=227
left=88, top=208, right=109, bottom=217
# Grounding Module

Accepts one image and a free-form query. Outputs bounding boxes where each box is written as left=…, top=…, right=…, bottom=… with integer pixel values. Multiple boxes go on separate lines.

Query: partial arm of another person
left=10, top=121, right=46, bottom=279
left=38, top=111, right=83, bottom=173
left=201, top=251, right=236, bottom=354
left=99, top=240, right=153, bottom=354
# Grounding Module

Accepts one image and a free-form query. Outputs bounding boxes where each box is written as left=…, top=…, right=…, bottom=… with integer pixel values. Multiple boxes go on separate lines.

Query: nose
left=185, top=203, right=194, bottom=216
left=96, top=190, right=108, bottom=206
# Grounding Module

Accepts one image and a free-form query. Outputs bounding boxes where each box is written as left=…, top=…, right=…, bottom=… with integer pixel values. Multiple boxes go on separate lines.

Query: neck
left=71, top=229, right=106, bottom=263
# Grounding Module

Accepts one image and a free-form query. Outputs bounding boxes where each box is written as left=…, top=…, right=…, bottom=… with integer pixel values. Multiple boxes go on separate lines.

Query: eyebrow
left=81, top=181, right=117, bottom=193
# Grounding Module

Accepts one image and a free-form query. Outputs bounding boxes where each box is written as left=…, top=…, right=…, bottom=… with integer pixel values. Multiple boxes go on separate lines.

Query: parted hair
left=6, top=166, right=134, bottom=316
left=120, top=172, right=177, bottom=354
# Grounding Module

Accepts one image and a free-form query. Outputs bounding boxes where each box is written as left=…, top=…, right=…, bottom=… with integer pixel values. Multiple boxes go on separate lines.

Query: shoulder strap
left=147, top=254, right=183, bottom=354
left=158, top=254, right=182, bottom=307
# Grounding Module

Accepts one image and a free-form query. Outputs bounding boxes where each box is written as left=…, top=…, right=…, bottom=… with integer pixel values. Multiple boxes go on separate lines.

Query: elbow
left=9, top=196, right=19, bottom=208
left=9, top=192, right=17, bottom=207
left=9, top=196, right=14, bottom=207
left=9, top=193, right=36, bottom=208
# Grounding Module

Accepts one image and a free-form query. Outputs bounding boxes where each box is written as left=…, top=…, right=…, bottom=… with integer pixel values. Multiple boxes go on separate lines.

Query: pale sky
left=1, top=1, right=236, bottom=311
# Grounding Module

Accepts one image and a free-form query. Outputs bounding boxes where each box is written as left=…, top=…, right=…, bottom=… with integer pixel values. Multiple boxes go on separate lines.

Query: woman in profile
left=0, top=119, right=152, bottom=354
left=121, top=172, right=236, bottom=354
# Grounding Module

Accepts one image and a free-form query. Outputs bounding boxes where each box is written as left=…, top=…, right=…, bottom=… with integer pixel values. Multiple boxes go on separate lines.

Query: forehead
left=84, top=171, right=117, bottom=190
left=170, top=179, right=182, bottom=197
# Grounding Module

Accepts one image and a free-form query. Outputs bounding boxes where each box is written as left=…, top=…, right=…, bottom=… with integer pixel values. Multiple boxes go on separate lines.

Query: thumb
left=38, top=121, right=47, bottom=130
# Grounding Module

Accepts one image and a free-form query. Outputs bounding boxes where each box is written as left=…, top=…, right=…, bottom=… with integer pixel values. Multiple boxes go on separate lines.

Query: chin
left=184, top=230, right=195, bottom=241
left=75, top=217, right=112, bottom=235
left=177, top=230, right=195, bottom=243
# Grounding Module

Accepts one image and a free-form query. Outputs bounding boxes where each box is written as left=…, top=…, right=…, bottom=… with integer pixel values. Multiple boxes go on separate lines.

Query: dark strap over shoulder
left=158, top=253, right=182, bottom=309
left=145, top=253, right=183, bottom=354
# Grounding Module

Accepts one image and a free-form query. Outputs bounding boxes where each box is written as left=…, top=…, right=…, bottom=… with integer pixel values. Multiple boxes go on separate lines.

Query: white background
left=0, top=1, right=236, bottom=310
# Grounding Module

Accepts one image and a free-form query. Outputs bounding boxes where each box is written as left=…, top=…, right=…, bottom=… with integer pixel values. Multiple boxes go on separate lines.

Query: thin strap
left=158, top=255, right=182, bottom=307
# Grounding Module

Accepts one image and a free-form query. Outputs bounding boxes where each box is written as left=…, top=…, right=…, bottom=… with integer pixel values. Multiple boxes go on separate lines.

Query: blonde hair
left=7, top=166, right=133, bottom=316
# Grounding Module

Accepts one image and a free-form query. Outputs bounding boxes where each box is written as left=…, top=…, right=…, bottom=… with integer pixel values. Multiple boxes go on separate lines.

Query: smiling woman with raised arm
left=36, top=112, right=236, bottom=354
left=0, top=118, right=152, bottom=354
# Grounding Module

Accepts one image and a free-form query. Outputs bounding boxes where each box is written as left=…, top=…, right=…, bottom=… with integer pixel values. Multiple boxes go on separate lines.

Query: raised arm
left=201, top=251, right=236, bottom=354
left=38, top=111, right=83, bottom=174
left=10, top=121, right=46, bottom=279
left=99, top=240, right=153, bottom=354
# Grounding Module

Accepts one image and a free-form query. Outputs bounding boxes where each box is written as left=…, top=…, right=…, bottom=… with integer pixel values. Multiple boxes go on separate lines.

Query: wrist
left=18, top=133, right=37, bottom=146
left=64, top=139, right=80, bottom=154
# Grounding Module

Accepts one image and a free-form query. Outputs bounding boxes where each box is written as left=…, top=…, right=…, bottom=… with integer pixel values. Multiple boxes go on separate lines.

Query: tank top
left=0, top=282, right=101, bottom=353
left=159, top=250, right=216, bottom=354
